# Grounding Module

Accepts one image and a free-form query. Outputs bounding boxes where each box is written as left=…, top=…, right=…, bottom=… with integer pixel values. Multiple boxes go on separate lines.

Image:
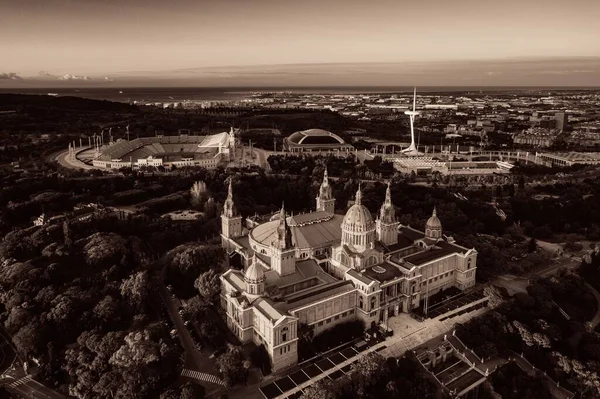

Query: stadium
left=89, top=130, right=236, bottom=170
left=283, top=128, right=354, bottom=153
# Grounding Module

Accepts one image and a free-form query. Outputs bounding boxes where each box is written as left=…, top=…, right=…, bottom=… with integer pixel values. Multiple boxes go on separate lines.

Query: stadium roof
left=286, top=129, right=346, bottom=146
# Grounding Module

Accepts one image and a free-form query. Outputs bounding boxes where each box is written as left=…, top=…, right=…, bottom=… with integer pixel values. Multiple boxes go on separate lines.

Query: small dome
left=244, top=258, right=265, bottom=282
left=426, top=208, right=442, bottom=229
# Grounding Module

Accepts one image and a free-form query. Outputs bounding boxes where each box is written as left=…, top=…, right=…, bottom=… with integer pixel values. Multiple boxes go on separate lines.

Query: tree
left=120, top=271, right=152, bottom=309
left=190, top=181, right=208, bottom=207
left=63, top=220, right=72, bottom=247
left=350, top=352, right=387, bottom=398
left=215, top=345, right=247, bottom=387
left=83, top=232, right=128, bottom=267
left=93, top=295, right=121, bottom=324
left=203, top=197, right=217, bottom=218
left=109, top=329, right=160, bottom=368
left=194, top=269, right=221, bottom=305
left=528, top=238, right=537, bottom=253
left=298, top=323, right=314, bottom=344
left=13, top=320, right=42, bottom=357
left=300, top=378, right=338, bottom=399
left=5, top=307, right=34, bottom=335
left=160, top=382, right=205, bottom=399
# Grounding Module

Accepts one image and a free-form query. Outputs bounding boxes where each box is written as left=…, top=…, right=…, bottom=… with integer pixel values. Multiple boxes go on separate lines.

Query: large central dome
left=341, top=186, right=376, bottom=251
left=342, top=203, right=375, bottom=233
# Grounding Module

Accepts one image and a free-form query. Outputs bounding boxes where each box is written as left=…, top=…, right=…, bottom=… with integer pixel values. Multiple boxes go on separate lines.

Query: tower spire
left=316, top=167, right=335, bottom=213
left=355, top=183, right=363, bottom=206
left=385, top=181, right=392, bottom=205
left=432, top=206, right=437, bottom=217
left=413, top=86, right=416, bottom=112
left=227, top=178, right=233, bottom=199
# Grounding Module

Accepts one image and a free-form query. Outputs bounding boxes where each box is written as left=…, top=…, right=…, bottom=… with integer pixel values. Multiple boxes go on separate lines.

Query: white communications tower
left=402, top=87, right=421, bottom=155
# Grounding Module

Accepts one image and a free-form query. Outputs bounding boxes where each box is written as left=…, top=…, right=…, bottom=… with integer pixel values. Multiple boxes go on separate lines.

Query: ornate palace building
left=220, top=170, right=477, bottom=372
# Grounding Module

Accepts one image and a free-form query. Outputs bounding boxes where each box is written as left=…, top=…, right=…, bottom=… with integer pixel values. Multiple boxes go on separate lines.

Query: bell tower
left=221, top=179, right=243, bottom=247
left=376, top=183, right=399, bottom=246
left=270, top=204, right=296, bottom=276
left=316, top=167, right=335, bottom=214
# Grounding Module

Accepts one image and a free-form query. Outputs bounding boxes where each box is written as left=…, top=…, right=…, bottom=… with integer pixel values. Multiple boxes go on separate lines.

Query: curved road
left=586, top=283, right=600, bottom=329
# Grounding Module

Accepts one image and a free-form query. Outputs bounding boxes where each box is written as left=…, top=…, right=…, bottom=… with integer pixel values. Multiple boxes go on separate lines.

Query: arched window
left=359, top=296, right=364, bottom=309
left=467, top=259, right=472, bottom=270
left=340, top=253, right=349, bottom=266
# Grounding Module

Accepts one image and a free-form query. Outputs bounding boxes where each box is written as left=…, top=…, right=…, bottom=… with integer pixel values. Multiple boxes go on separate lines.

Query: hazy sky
left=2, top=0, right=600, bottom=76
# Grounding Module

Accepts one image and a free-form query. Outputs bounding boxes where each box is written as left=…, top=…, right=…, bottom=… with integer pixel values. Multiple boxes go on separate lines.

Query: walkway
left=508, top=351, right=575, bottom=399
left=181, top=369, right=226, bottom=386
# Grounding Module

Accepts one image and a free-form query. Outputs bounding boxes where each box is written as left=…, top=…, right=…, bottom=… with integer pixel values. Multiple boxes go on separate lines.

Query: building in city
left=555, top=112, right=569, bottom=132
left=513, top=128, right=563, bottom=148
left=283, top=129, right=354, bottom=154
left=220, top=171, right=478, bottom=372
left=536, top=152, right=600, bottom=167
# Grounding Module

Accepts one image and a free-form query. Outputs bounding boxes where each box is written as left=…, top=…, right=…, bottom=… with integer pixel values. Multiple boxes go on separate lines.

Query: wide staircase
left=181, top=368, right=226, bottom=386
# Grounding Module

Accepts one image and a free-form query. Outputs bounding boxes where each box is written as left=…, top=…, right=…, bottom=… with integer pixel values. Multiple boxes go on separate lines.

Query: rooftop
left=289, top=210, right=333, bottom=226
left=282, top=280, right=355, bottom=311
left=402, top=241, right=464, bottom=266
left=363, top=261, right=405, bottom=283
left=347, top=269, right=376, bottom=285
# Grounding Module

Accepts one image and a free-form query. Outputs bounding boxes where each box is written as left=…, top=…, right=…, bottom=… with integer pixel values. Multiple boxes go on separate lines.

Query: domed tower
left=316, top=167, right=335, bottom=214
left=341, top=185, right=376, bottom=252
left=221, top=179, right=242, bottom=244
left=244, top=254, right=265, bottom=296
left=425, top=207, right=443, bottom=240
left=270, top=204, right=296, bottom=276
left=376, top=183, right=399, bottom=246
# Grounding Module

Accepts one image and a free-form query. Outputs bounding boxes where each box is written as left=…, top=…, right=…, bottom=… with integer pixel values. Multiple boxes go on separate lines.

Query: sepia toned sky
left=1, top=0, right=599, bottom=85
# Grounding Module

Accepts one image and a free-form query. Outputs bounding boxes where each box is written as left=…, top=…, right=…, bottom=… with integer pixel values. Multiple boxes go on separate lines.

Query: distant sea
left=0, top=86, right=594, bottom=103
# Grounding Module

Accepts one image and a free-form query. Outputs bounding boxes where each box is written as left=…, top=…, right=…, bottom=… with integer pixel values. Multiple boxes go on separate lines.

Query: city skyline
left=1, top=0, right=600, bottom=86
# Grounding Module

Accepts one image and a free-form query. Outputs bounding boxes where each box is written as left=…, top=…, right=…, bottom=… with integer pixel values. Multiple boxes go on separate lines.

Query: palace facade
left=220, top=170, right=477, bottom=372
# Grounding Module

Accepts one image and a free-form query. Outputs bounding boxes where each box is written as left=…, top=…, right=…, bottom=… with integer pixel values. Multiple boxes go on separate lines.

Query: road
left=244, top=147, right=271, bottom=170
left=585, top=283, right=600, bottom=329
left=0, top=328, right=69, bottom=398
left=48, top=148, right=95, bottom=170
left=155, top=277, right=224, bottom=391
left=5, top=376, right=71, bottom=399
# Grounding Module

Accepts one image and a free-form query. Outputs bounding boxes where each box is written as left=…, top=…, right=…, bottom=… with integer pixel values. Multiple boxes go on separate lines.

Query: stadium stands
left=92, top=132, right=234, bottom=170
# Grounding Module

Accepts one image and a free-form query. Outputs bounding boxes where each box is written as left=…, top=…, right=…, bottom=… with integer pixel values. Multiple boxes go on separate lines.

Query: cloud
left=39, top=70, right=56, bottom=77
left=103, top=76, right=115, bottom=82
left=58, top=74, right=91, bottom=81
left=0, top=72, right=22, bottom=80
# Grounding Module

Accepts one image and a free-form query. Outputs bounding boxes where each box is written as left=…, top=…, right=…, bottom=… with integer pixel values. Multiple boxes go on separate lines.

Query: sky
left=1, top=0, right=599, bottom=86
